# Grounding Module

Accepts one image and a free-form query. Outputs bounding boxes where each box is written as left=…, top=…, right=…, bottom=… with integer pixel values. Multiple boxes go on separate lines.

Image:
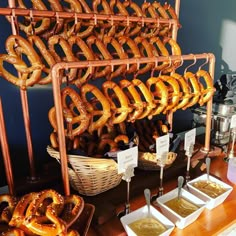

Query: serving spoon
left=206, top=157, right=211, bottom=182
left=144, top=188, right=151, bottom=217
left=178, top=176, right=184, bottom=200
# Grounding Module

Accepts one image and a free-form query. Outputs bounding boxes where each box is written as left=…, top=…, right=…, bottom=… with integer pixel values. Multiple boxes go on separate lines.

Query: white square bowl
left=156, top=188, right=206, bottom=229
left=187, top=173, right=233, bottom=210
left=120, top=205, right=175, bottom=236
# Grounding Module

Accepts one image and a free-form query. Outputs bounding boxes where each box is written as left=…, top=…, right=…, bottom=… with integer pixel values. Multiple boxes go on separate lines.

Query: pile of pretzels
left=9, top=0, right=180, bottom=39
left=0, top=189, right=84, bottom=235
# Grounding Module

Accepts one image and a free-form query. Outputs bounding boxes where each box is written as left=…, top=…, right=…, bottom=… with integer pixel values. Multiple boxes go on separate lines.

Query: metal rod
left=51, top=53, right=215, bottom=195
left=0, top=98, right=15, bottom=195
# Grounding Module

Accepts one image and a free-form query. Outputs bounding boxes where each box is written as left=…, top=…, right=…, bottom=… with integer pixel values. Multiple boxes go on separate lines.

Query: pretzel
left=0, top=195, right=17, bottom=224
left=24, top=189, right=66, bottom=235
left=159, top=75, right=180, bottom=113
left=132, top=78, right=156, bottom=119
left=102, top=81, right=131, bottom=124
left=27, top=35, right=56, bottom=85
left=119, top=79, right=144, bottom=122
left=182, top=71, right=201, bottom=109
left=163, top=2, right=181, bottom=28
left=0, top=228, right=25, bottom=236
left=114, top=134, right=129, bottom=145
left=118, top=36, right=141, bottom=74
left=134, top=36, right=155, bottom=75
left=196, top=70, right=215, bottom=106
left=103, top=36, right=128, bottom=79
left=146, top=77, right=168, bottom=116
left=48, top=35, right=77, bottom=81
left=171, top=72, right=192, bottom=111
left=86, top=36, right=113, bottom=79
left=60, top=194, right=84, bottom=228
left=68, top=36, right=95, bottom=86
left=81, top=83, right=111, bottom=133
left=1, top=35, right=43, bottom=89
left=97, top=138, right=119, bottom=155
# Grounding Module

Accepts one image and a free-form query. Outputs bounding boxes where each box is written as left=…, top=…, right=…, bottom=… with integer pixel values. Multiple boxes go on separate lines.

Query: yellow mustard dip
left=128, top=217, right=167, bottom=236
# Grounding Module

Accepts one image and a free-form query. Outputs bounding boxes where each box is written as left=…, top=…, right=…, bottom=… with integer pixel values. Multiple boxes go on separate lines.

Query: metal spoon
left=144, top=188, right=151, bottom=217
left=178, top=176, right=184, bottom=200
left=206, top=157, right=211, bottom=182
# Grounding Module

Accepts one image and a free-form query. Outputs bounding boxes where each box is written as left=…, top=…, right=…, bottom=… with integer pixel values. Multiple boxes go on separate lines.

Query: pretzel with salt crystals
left=119, top=79, right=144, bottom=122
left=0, top=195, right=17, bottom=224
left=182, top=71, right=201, bottom=109
left=68, top=35, right=95, bottom=86
left=146, top=76, right=168, bottom=116
left=132, top=78, right=156, bottom=120
left=158, top=75, right=180, bottom=113
left=196, top=69, right=215, bottom=106
left=24, top=189, right=66, bottom=235
left=103, top=36, right=128, bottom=79
left=0, top=228, right=25, bottom=236
left=81, top=83, right=111, bottom=133
left=86, top=36, right=113, bottom=79
left=102, top=81, right=130, bottom=124
left=0, top=35, right=43, bottom=89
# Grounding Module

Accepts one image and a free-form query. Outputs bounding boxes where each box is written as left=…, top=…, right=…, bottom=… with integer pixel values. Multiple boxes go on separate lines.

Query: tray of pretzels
left=0, top=189, right=94, bottom=236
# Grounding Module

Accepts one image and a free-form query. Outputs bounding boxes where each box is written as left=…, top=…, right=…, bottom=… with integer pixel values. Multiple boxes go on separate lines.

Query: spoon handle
left=206, top=157, right=211, bottom=181
left=144, top=188, right=151, bottom=217
left=178, top=176, right=184, bottom=200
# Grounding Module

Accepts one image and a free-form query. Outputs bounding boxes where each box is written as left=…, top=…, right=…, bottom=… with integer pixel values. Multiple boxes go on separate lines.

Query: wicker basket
left=138, top=152, right=177, bottom=171
left=47, top=146, right=122, bottom=196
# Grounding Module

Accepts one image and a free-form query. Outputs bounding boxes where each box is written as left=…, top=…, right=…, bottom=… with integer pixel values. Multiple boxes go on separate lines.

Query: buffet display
left=0, top=0, right=230, bottom=235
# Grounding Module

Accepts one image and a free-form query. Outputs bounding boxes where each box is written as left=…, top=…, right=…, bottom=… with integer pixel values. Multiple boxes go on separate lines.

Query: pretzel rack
left=0, top=0, right=216, bottom=196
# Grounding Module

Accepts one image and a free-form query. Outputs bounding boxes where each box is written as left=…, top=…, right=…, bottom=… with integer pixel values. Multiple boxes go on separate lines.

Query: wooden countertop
left=87, top=152, right=236, bottom=236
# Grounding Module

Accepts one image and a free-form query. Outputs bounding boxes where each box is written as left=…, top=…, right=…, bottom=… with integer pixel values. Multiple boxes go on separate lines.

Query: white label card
left=184, top=128, right=196, bottom=150
left=117, top=146, right=138, bottom=174
left=156, top=134, right=170, bottom=156
left=230, top=114, right=236, bottom=129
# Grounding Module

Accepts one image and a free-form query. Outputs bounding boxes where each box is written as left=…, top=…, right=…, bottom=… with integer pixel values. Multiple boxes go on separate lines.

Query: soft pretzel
left=86, top=36, right=113, bottom=79
left=68, top=35, right=95, bottom=86
left=1, top=35, right=43, bottom=89
left=103, top=36, right=128, bottom=79
left=81, top=83, right=111, bottom=133
left=102, top=81, right=131, bottom=124
left=132, top=78, right=156, bottom=119
left=118, top=36, right=141, bottom=74
left=27, top=35, right=56, bottom=85
left=182, top=71, right=201, bottom=109
left=196, top=69, right=215, bottom=106
left=158, top=75, right=180, bottom=113
left=48, top=35, right=77, bottom=81
left=114, top=134, right=129, bottom=145
left=24, top=189, right=66, bottom=235
left=0, top=228, right=25, bottom=236
left=119, top=79, right=144, bottom=122
left=163, top=2, right=181, bottom=27
left=171, top=72, right=192, bottom=111
left=97, top=138, right=119, bottom=155
left=134, top=36, right=155, bottom=75
left=0, top=195, right=17, bottom=224
left=146, top=76, right=168, bottom=116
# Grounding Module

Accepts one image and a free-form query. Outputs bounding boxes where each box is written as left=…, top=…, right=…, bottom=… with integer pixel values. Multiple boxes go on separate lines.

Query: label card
left=156, top=134, right=170, bottom=156
left=184, top=128, right=196, bottom=150
left=117, top=146, right=138, bottom=174
left=230, top=114, right=236, bottom=129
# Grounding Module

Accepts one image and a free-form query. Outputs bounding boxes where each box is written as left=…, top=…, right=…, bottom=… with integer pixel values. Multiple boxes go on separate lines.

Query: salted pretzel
left=102, top=81, right=131, bottom=124
left=0, top=195, right=17, bottom=224
left=0, top=228, right=25, bottom=236
left=146, top=76, right=168, bottom=116
left=119, top=79, right=144, bottom=122
left=182, top=71, right=201, bottom=109
left=163, top=2, right=181, bottom=28
left=196, top=69, right=215, bottom=106
left=132, top=78, right=156, bottom=120
left=134, top=36, right=155, bottom=75
left=171, top=72, right=192, bottom=111
left=118, top=36, right=141, bottom=74
left=27, top=35, right=56, bottom=85
left=81, top=83, right=111, bottom=133
left=48, top=35, right=77, bottom=81
left=114, top=134, right=129, bottom=145
left=86, top=36, right=113, bottom=79
left=68, top=35, right=95, bottom=86
left=158, top=75, right=180, bottom=113
left=0, top=35, right=43, bottom=89
left=97, top=138, right=119, bottom=155
left=24, top=189, right=66, bottom=235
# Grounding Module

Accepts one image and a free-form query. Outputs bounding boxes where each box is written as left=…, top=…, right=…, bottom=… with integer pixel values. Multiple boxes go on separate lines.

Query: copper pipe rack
left=50, top=53, right=215, bottom=195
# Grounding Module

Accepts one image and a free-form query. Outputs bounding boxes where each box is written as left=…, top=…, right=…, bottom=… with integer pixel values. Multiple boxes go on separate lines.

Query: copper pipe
left=0, top=98, right=15, bottom=195
left=51, top=53, right=215, bottom=195
left=8, top=0, right=36, bottom=179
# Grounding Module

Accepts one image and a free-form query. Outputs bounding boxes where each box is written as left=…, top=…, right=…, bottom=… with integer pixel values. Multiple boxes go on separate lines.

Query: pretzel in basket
left=102, top=81, right=131, bottom=124
left=81, top=83, right=111, bottom=133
